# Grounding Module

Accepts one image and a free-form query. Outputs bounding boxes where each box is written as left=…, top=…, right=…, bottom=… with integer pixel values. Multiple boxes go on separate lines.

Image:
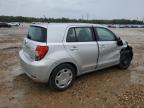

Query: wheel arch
left=59, top=62, right=78, bottom=75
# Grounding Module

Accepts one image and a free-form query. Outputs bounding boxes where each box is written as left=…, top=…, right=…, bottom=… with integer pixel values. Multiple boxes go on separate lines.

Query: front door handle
left=99, top=44, right=106, bottom=48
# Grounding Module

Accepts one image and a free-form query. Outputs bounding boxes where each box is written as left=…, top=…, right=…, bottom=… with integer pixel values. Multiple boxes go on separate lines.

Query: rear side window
left=66, top=27, right=94, bottom=42
left=75, top=28, right=94, bottom=42
left=27, top=26, right=47, bottom=42
left=66, top=28, right=77, bottom=42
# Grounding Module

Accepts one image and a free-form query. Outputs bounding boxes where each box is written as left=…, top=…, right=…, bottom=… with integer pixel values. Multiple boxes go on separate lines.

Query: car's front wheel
left=118, top=50, right=132, bottom=69
left=49, top=64, right=76, bottom=91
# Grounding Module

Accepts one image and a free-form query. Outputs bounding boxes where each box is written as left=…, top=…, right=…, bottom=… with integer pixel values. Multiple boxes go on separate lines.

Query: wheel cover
left=55, top=68, right=73, bottom=88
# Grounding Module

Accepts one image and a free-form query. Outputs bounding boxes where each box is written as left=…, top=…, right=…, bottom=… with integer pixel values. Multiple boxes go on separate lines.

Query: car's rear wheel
left=118, top=50, right=132, bottom=69
left=49, top=64, right=76, bottom=91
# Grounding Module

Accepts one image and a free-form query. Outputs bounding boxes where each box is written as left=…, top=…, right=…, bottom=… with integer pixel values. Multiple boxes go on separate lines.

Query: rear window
left=27, top=26, right=47, bottom=42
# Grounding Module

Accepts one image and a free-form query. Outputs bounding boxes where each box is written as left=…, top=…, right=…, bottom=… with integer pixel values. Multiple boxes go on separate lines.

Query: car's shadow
left=13, top=66, right=126, bottom=93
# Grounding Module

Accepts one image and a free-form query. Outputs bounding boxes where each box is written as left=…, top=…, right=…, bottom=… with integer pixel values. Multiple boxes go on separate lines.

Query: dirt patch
left=118, top=85, right=144, bottom=107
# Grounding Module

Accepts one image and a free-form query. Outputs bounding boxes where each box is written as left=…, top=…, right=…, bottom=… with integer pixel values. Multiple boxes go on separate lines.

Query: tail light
left=35, top=46, right=49, bottom=61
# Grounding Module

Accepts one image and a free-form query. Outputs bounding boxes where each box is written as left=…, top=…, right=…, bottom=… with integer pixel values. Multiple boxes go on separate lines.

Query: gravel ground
left=0, top=24, right=144, bottom=108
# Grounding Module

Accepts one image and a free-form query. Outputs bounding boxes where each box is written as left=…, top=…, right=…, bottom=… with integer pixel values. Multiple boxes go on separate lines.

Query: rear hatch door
left=23, top=25, right=47, bottom=61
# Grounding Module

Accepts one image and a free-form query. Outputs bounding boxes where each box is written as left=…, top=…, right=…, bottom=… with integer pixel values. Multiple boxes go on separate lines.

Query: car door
left=94, top=27, right=121, bottom=69
left=64, top=27, right=99, bottom=73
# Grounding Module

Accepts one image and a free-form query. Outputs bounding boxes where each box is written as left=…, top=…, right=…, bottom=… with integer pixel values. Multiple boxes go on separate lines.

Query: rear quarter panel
left=45, top=43, right=81, bottom=75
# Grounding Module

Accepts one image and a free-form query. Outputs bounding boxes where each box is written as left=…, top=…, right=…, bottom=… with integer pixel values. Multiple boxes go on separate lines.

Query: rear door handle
left=70, top=46, right=78, bottom=51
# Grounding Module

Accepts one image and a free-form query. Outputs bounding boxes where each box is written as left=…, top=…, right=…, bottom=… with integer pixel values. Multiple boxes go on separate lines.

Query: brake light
left=35, top=46, right=49, bottom=61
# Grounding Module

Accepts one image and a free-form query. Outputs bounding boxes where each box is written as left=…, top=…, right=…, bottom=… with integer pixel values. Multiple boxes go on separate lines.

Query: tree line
left=0, top=16, right=143, bottom=24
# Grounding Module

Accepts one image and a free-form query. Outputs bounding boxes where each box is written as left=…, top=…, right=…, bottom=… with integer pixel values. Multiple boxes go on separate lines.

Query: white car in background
left=8, top=22, right=20, bottom=26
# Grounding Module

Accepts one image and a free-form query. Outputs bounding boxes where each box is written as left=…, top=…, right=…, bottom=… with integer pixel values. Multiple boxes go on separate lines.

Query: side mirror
left=117, top=37, right=123, bottom=46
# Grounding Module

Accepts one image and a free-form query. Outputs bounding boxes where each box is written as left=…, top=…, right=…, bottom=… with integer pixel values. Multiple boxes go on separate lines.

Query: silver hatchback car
left=19, top=23, right=133, bottom=91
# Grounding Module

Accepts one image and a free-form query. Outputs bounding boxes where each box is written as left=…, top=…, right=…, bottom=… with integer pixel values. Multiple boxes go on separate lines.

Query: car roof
left=30, top=23, right=108, bottom=43
left=31, top=23, right=107, bottom=29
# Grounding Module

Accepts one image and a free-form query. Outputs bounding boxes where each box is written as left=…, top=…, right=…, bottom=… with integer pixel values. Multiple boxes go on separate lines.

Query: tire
left=49, top=64, right=76, bottom=91
left=118, top=50, right=132, bottom=69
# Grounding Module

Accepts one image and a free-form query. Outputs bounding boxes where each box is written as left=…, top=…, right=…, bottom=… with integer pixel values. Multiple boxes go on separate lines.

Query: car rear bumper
left=19, top=50, right=56, bottom=83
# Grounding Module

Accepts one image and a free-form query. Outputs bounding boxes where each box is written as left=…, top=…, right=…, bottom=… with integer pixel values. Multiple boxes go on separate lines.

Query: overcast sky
left=0, top=0, right=143, bottom=20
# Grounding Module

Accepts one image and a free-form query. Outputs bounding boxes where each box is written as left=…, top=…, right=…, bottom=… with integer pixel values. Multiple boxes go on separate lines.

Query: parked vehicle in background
left=8, top=22, right=20, bottom=27
left=107, top=24, right=117, bottom=28
left=19, top=23, right=133, bottom=91
left=108, top=24, right=144, bottom=28
left=0, top=22, right=11, bottom=28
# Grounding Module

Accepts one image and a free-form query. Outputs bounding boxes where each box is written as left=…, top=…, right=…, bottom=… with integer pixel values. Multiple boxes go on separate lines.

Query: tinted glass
left=96, top=28, right=116, bottom=41
left=66, top=28, right=77, bottom=42
left=75, top=28, right=94, bottom=42
left=27, top=26, right=47, bottom=42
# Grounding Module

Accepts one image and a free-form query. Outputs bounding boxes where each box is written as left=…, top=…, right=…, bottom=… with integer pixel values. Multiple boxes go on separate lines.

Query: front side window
left=95, top=27, right=116, bottom=41
left=75, top=28, right=94, bottom=42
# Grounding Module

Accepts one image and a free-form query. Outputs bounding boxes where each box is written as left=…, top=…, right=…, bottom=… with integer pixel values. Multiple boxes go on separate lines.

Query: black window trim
left=94, top=27, right=118, bottom=41
left=66, top=27, right=96, bottom=43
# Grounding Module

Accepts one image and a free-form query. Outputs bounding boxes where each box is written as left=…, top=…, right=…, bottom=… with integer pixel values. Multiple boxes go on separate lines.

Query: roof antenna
left=86, top=13, right=89, bottom=21
left=43, top=15, right=49, bottom=23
